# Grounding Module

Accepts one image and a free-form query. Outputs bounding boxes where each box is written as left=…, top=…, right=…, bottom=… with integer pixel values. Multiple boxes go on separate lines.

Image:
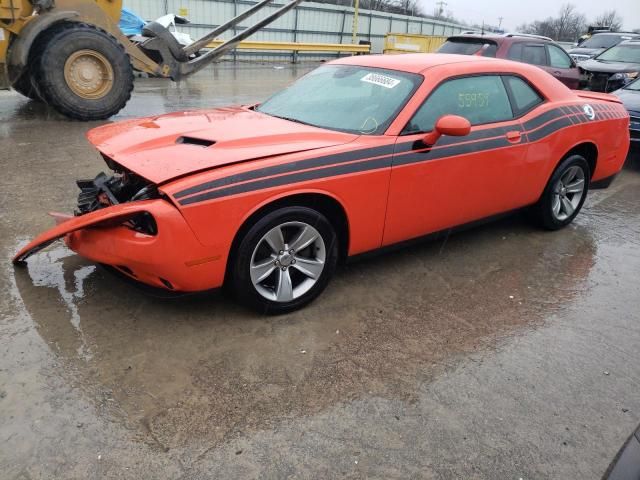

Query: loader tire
left=12, top=69, right=41, bottom=101
left=34, top=23, right=134, bottom=120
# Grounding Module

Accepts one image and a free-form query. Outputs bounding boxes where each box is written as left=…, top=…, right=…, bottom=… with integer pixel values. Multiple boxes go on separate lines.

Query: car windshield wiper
left=268, top=114, right=316, bottom=127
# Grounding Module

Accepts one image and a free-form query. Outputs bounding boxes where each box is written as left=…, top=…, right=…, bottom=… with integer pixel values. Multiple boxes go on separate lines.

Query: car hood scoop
left=87, top=107, right=358, bottom=184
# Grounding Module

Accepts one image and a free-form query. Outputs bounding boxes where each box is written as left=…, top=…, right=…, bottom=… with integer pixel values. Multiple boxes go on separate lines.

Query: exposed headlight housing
left=610, top=72, right=639, bottom=82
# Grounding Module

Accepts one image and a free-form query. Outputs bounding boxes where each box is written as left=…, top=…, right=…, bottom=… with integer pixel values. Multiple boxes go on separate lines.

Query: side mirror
left=422, top=115, right=471, bottom=146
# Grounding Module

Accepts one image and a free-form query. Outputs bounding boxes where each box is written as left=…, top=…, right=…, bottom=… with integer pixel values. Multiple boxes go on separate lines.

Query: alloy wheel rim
left=250, top=221, right=326, bottom=302
left=551, top=165, right=585, bottom=221
left=64, top=50, right=114, bottom=100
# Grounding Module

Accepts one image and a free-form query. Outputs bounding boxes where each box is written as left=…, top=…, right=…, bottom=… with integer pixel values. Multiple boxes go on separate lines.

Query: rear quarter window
left=503, top=76, right=544, bottom=115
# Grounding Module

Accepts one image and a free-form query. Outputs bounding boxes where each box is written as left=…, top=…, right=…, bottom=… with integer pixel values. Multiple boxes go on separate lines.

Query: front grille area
left=586, top=72, right=609, bottom=92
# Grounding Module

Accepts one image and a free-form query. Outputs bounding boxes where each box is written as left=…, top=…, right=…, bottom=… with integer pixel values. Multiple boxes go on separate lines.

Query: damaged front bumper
left=13, top=173, right=227, bottom=292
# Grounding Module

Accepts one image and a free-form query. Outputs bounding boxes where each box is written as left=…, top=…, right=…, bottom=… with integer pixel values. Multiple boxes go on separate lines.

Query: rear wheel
left=34, top=23, right=134, bottom=120
left=230, top=207, right=339, bottom=314
left=530, top=154, right=590, bottom=230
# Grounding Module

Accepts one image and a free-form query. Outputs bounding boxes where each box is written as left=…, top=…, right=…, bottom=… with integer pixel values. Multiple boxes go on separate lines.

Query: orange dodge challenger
left=14, top=54, right=630, bottom=313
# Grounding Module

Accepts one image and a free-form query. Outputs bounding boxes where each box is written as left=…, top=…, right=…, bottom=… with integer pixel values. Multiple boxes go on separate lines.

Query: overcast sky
left=427, top=0, right=640, bottom=31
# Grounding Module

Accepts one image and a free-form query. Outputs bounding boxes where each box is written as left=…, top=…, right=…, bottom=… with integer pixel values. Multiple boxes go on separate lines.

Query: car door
left=546, top=43, right=580, bottom=89
left=383, top=74, right=537, bottom=246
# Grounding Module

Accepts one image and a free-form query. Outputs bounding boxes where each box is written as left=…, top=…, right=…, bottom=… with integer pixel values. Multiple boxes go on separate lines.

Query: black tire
left=230, top=207, right=339, bottom=314
left=530, top=154, right=590, bottom=230
left=11, top=69, right=41, bottom=101
left=34, top=23, right=134, bottom=120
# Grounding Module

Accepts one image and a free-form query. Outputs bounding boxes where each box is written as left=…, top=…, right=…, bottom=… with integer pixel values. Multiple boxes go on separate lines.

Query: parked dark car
left=569, top=32, right=640, bottom=63
left=580, top=39, right=640, bottom=92
left=437, top=33, right=580, bottom=89
left=613, top=77, right=640, bottom=160
left=602, top=423, right=640, bottom=480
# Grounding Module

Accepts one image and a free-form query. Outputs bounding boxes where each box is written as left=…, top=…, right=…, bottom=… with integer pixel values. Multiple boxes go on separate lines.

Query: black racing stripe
left=569, top=105, right=585, bottom=118
left=393, top=136, right=512, bottom=166
left=174, top=143, right=396, bottom=199
left=394, top=125, right=514, bottom=153
left=522, top=107, right=564, bottom=131
left=178, top=106, right=582, bottom=206
left=561, top=106, right=577, bottom=125
left=527, top=116, right=574, bottom=142
left=179, top=155, right=394, bottom=205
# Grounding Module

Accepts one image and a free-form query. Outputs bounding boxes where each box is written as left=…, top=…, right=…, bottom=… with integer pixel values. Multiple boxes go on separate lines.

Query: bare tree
left=517, top=3, right=586, bottom=41
left=594, top=10, right=623, bottom=31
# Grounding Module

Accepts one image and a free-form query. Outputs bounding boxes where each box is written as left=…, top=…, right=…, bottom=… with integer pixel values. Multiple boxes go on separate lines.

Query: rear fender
left=13, top=200, right=159, bottom=264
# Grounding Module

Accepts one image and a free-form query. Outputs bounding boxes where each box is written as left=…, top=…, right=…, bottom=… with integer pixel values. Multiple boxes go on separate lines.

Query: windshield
left=596, top=44, right=640, bottom=63
left=581, top=35, right=626, bottom=49
left=257, top=65, right=422, bottom=135
left=624, top=78, right=640, bottom=90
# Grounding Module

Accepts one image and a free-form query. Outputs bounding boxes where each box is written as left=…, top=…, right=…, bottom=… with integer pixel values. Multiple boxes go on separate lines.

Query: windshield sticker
left=361, top=73, right=401, bottom=89
left=458, top=92, right=489, bottom=108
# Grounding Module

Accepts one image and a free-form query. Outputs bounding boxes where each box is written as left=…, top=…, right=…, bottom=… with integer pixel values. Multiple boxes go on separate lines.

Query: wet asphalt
left=1, top=63, right=639, bottom=479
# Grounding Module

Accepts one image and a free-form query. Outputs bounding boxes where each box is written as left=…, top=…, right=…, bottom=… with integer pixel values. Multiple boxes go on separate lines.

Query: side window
left=405, top=75, right=513, bottom=133
left=547, top=44, right=572, bottom=68
left=522, top=44, right=548, bottom=66
left=503, top=76, right=544, bottom=115
left=507, top=42, right=523, bottom=61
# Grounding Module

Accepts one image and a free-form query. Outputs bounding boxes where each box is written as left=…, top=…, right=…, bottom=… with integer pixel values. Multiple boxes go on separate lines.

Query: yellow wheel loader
left=0, top=0, right=303, bottom=120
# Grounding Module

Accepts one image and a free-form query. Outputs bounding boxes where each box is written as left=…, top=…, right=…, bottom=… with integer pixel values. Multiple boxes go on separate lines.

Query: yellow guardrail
left=383, top=33, right=447, bottom=54
left=206, top=39, right=371, bottom=53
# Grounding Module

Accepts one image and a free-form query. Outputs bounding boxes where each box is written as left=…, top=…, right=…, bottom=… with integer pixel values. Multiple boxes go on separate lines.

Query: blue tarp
left=119, top=8, right=146, bottom=36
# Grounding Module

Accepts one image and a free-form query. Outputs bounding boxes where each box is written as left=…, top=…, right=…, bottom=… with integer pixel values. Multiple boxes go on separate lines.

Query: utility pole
left=352, top=0, right=360, bottom=44
left=435, top=0, right=446, bottom=18
left=498, top=16, right=503, bottom=29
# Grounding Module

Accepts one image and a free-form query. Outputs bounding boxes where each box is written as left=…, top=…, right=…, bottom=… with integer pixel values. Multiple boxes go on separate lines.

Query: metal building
left=123, top=0, right=466, bottom=61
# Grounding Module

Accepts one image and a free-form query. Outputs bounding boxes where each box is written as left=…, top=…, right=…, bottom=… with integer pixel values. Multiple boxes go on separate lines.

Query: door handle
left=553, top=71, right=562, bottom=75
left=506, top=130, right=522, bottom=143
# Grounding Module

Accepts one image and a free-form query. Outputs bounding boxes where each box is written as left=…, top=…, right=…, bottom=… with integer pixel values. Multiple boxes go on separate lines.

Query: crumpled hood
left=579, top=59, right=640, bottom=74
left=569, top=47, right=603, bottom=57
left=87, top=106, right=358, bottom=184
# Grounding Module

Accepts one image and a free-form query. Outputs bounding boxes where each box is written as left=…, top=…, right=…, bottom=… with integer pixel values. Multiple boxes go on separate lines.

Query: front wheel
left=530, top=154, right=590, bottom=230
left=230, top=207, right=339, bottom=314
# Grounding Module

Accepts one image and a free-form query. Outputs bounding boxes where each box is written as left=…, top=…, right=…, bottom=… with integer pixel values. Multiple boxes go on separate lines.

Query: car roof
left=331, top=53, right=499, bottom=74
left=445, top=33, right=554, bottom=44
left=592, top=32, right=640, bottom=36
left=618, top=39, right=640, bottom=45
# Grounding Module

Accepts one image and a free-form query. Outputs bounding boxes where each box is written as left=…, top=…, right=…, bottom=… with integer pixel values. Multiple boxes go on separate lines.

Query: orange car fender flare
left=555, top=138, right=599, bottom=177
left=532, top=138, right=599, bottom=203
left=238, top=187, right=351, bottom=233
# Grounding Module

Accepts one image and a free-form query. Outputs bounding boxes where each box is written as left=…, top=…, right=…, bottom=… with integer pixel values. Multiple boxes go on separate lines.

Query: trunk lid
left=87, top=106, right=358, bottom=184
